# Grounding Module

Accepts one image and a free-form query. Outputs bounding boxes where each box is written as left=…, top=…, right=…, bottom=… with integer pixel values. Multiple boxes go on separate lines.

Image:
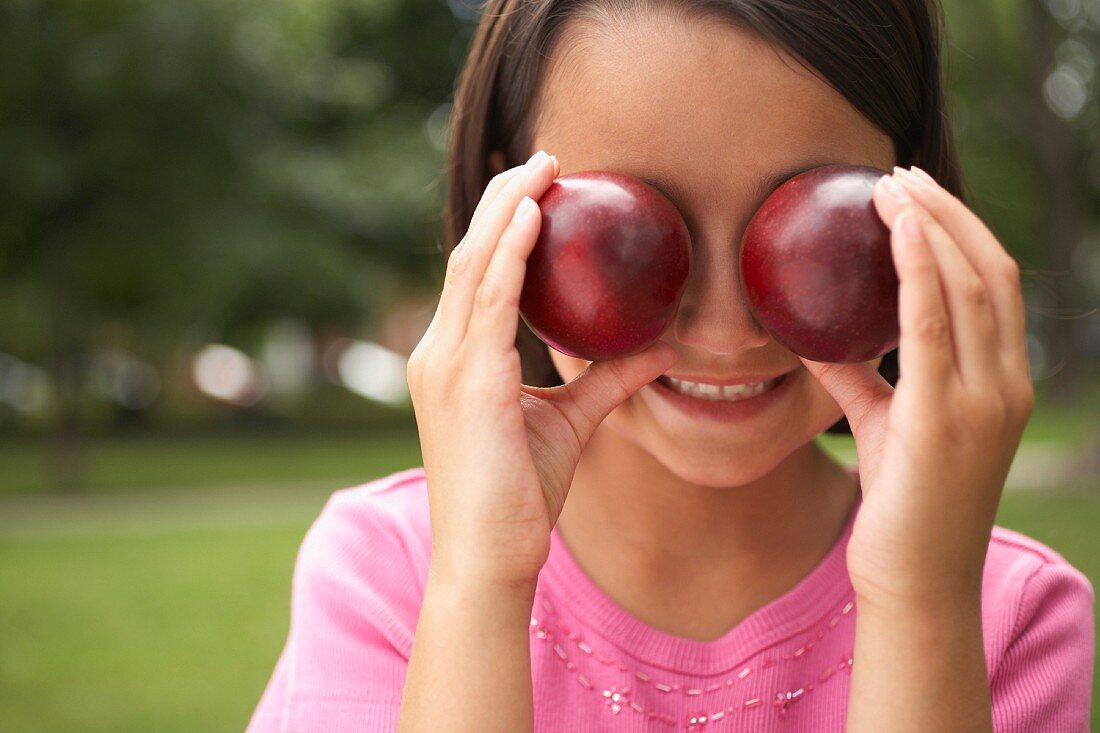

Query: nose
left=671, top=236, right=771, bottom=355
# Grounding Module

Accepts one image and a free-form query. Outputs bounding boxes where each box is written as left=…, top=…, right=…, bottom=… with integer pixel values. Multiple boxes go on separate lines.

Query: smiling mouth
left=655, top=373, right=786, bottom=401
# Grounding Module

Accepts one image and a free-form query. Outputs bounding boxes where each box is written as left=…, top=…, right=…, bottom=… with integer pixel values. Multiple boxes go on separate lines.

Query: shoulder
left=982, top=524, right=1094, bottom=680
left=293, top=467, right=431, bottom=657
left=318, top=466, right=431, bottom=559
left=304, top=466, right=431, bottom=574
left=983, top=524, right=1093, bottom=619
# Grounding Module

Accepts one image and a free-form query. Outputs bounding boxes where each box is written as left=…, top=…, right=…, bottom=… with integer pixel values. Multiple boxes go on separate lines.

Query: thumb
left=797, top=357, right=892, bottom=437
left=538, top=341, right=678, bottom=446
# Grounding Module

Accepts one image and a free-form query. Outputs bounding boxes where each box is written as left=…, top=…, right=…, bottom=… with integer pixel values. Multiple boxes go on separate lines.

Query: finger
left=899, top=195, right=1000, bottom=386
left=523, top=341, right=678, bottom=445
left=468, top=167, right=525, bottom=234
left=797, top=358, right=891, bottom=438
left=892, top=208, right=957, bottom=394
left=435, top=151, right=558, bottom=345
left=871, top=172, right=909, bottom=231
left=466, top=195, right=541, bottom=352
left=469, top=154, right=559, bottom=235
left=894, top=166, right=1028, bottom=374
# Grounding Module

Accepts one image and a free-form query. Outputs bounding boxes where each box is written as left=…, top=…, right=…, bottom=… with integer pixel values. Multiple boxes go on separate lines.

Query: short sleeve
left=990, top=560, right=1095, bottom=733
left=246, top=489, right=424, bottom=733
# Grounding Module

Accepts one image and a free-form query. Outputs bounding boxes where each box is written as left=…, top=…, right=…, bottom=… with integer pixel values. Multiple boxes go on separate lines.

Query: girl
left=247, top=0, right=1095, bottom=730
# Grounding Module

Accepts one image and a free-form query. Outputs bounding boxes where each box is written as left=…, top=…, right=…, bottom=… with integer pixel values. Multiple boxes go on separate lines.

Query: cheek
left=802, top=372, right=846, bottom=423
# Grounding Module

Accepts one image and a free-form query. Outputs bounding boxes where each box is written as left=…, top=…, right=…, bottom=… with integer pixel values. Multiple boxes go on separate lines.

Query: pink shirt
left=246, top=467, right=1095, bottom=732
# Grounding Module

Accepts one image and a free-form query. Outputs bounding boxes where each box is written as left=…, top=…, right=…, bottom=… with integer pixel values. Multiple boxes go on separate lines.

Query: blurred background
left=0, top=0, right=1098, bottom=730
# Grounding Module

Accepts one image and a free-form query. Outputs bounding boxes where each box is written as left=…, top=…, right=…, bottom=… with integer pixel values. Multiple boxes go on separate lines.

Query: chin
left=608, top=401, right=846, bottom=489
left=656, top=449, right=781, bottom=488
left=597, top=411, right=777, bottom=487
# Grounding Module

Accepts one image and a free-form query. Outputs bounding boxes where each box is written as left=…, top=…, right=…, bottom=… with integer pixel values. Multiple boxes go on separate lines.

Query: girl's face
left=523, top=10, right=894, bottom=487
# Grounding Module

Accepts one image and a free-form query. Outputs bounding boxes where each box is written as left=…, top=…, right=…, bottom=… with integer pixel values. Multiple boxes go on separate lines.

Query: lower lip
left=646, top=371, right=796, bottom=423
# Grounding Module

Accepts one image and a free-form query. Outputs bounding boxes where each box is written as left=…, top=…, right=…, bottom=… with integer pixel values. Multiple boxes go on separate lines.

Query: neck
left=556, top=423, right=859, bottom=586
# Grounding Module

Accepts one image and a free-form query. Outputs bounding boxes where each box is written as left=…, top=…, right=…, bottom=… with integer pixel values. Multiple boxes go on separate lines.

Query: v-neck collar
left=539, top=470, right=861, bottom=676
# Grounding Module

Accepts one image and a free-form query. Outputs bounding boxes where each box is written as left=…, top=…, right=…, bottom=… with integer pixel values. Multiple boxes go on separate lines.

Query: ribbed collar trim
left=539, top=470, right=860, bottom=676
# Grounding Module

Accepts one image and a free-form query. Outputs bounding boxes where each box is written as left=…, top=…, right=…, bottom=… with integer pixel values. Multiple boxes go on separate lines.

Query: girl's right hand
left=406, top=150, right=678, bottom=591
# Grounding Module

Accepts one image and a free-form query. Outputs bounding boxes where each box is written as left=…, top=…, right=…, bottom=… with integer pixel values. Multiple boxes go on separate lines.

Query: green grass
left=0, top=428, right=428, bottom=731
left=1, top=491, right=1096, bottom=733
left=0, top=523, right=309, bottom=733
left=0, top=428, right=1096, bottom=732
left=0, top=428, right=423, bottom=495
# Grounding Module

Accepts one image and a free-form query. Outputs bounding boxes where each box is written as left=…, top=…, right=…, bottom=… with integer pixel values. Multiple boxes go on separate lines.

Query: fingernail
left=909, top=165, right=937, bottom=187
left=879, top=174, right=910, bottom=203
left=526, top=150, right=549, bottom=170
left=893, top=166, right=927, bottom=189
left=550, top=154, right=559, bottom=175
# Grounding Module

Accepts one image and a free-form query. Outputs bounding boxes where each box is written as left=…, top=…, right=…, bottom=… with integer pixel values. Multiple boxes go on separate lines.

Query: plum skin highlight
left=519, top=170, right=692, bottom=362
left=740, top=164, right=900, bottom=364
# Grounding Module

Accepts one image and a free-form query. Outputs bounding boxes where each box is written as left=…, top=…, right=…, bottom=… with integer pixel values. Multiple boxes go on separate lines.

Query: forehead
left=530, top=8, right=894, bottom=213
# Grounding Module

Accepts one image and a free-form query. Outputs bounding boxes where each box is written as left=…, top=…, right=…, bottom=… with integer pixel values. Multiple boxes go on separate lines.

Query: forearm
left=397, top=566, right=537, bottom=733
left=847, top=593, right=993, bottom=733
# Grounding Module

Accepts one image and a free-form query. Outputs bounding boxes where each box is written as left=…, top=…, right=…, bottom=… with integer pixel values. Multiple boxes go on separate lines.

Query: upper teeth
left=664, top=375, right=778, bottom=401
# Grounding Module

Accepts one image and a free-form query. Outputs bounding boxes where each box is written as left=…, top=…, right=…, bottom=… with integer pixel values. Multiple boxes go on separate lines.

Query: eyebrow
left=637, top=161, right=842, bottom=211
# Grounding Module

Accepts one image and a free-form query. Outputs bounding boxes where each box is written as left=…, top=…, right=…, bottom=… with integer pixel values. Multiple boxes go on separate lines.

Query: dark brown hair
left=442, top=0, right=967, bottom=435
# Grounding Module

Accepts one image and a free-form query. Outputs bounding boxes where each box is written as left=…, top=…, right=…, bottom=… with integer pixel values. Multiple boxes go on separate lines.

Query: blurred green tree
left=0, top=0, right=1096, bottom=492
left=941, top=0, right=1099, bottom=402
left=0, top=0, right=460, bottom=488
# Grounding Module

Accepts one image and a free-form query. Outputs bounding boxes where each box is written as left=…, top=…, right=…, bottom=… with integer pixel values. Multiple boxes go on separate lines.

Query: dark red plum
left=519, top=171, right=692, bottom=361
left=740, top=165, right=899, bottom=363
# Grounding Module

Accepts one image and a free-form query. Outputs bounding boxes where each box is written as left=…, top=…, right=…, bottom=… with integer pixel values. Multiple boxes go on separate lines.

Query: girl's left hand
left=799, top=165, right=1034, bottom=610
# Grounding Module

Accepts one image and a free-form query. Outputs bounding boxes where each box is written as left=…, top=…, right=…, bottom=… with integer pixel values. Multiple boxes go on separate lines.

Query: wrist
left=848, top=585, right=992, bottom=733
left=429, top=534, right=547, bottom=594
left=850, top=564, right=984, bottom=616
left=428, top=560, right=540, bottom=603
left=853, top=585, right=982, bottom=620
left=404, top=556, right=537, bottom=733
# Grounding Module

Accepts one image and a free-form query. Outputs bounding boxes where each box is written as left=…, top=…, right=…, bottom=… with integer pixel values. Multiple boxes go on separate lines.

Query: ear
left=488, top=149, right=506, bottom=176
